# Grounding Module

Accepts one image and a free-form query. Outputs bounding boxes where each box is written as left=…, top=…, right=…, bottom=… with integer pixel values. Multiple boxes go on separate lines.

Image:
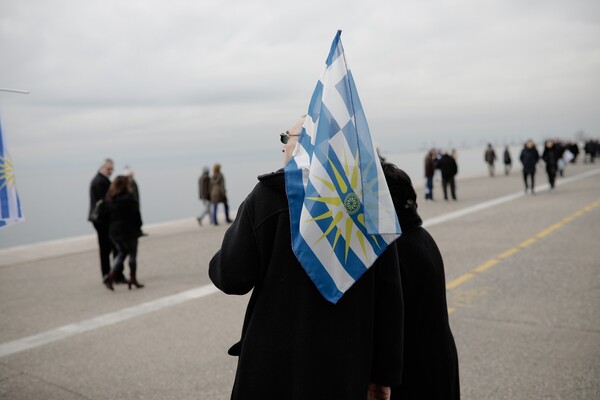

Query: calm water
left=0, top=144, right=523, bottom=249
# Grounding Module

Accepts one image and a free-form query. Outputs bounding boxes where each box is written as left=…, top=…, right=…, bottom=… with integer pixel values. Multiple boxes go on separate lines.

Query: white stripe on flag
left=298, top=204, right=355, bottom=293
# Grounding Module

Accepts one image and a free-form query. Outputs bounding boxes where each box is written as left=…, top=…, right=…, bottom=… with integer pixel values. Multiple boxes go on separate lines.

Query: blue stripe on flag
left=307, top=81, right=323, bottom=122
left=325, top=30, right=343, bottom=67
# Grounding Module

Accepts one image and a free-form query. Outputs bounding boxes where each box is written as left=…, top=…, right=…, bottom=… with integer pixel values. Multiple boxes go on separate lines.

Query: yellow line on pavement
left=447, top=198, right=600, bottom=293
left=447, top=198, right=600, bottom=315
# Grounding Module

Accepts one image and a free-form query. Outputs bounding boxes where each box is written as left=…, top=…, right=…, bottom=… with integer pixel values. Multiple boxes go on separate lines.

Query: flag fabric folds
left=0, top=118, right=24, bottom=228
left=284, top=31, right=401, bottom=304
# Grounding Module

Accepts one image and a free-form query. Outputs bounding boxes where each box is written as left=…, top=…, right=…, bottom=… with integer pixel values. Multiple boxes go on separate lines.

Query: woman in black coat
left=383, top=163, right=460, bottom=400
left=103, top=175, right=144, bottom=290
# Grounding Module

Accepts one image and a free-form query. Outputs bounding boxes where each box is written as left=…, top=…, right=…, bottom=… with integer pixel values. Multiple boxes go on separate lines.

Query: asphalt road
left=1, top=162, right=599, bottom=399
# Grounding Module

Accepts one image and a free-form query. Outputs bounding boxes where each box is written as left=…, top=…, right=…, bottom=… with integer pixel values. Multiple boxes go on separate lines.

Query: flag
left=284, top=31, right=401, bottom=303
left=0, top=117, right=24, bottom=228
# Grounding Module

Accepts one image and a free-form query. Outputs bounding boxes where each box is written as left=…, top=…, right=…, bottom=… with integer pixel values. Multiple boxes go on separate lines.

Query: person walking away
left=209, top=163, right=232, bottom=225
left=484, top=143, right=497, bottom=177
left=197, top=167, right=211, bottom=225
left=424, top=149, right=437, bottom=201
left=123, top=165, right=147, bottom=236
left=103, top=176, right=144, bottom=291
left=437, top=150, right=458, bottom=201
left=383, top=163, right=460, bottom=400
left=542, top=140, right=560, bottom=191
left=503, top=146, right=512, bottom=175
left=88, top=158, right=124, bottom=284
left=208, top=117, right=404, bottom=399
left=520, top=139, right=539, bottom=195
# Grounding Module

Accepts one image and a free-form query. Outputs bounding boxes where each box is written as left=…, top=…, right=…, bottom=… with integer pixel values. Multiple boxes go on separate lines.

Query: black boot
left=128, top=271, right=144, bottom=290
left=103, top=270, right=115, bottom=291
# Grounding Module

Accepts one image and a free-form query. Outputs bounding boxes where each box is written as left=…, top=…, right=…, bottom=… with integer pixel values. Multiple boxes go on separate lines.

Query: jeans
left=425, top=176, right=434, bottom=200
left=211, top=202, right=231, bottom=225
left=111, top=238, right=139, bottom=276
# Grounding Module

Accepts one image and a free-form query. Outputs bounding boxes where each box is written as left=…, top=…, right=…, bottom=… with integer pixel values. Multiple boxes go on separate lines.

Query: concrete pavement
left=1, top=162, right=599, bottom=399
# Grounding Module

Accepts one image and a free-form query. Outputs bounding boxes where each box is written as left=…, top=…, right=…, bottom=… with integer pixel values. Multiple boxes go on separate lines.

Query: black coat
left=542, top=146, right=559, bottom=173
left=520, top=147, right=540, bottom=174
left=437, top=155, right=458, bottom=179
left=209, top=170, right=404, bottom=400
left=391, top=207, right=460, bottom=399
left=107, top=192, right=142, bottom=242
left=88, top=172, right=110, bottom=221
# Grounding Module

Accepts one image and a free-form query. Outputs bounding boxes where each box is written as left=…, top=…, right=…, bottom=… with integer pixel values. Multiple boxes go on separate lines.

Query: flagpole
left=0, top=88, right=30, bottom=94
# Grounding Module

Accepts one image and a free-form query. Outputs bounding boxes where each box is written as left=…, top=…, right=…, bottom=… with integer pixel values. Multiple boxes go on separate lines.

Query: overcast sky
left=1, top=0, right=599, bottom=169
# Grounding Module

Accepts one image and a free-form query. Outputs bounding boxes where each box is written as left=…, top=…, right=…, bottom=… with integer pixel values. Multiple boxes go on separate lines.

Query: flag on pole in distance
left=0, top=117, right=24, bottom=228
left=284, top=30, right=401, bottom=303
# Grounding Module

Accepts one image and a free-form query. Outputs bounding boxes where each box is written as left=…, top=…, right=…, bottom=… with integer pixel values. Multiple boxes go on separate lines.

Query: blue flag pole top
left=0, top=116, right=25, bottom=228
left=284, top=30, right=401, bottom=303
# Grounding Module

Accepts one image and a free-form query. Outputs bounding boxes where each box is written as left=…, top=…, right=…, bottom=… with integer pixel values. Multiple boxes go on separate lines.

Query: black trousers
left=442, top=177, right=456, bottom=200
left=523, top=171, right=536, bottom=192
left=93, top=222, right=114, bottom=278
left=546, top=168, right=557, bottom=189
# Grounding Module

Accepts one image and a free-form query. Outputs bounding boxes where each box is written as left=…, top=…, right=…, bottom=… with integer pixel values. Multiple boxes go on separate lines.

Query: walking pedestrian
left=520, top=139, right=540, bottom=195
left=424, top=149, right=437, bottom=201
left=542, top=140, right=560, bottom=191
left=103, top=176, right=144, bottom=291
left=197, top=167, right=211, bottom=225
left=209, top=163, right=232, bottom=225
left=484, top=143, right=497, bottom=177
left=437, top=150, right=458, bottom=201
left=88, top=158, right=125, bottom=284
left=503, top=146, right=512, bottom=176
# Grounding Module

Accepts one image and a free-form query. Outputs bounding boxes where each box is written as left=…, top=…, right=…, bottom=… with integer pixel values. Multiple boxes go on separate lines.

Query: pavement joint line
left=446, top=197, right=600, bottom=300
left=1, top=169, right=599, bottom=358
left=0, top=284, right=219, bottom=359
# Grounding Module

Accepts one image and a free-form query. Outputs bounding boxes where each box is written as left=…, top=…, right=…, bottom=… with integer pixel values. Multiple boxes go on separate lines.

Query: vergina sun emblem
left=344, top=192, right=360, bottom=215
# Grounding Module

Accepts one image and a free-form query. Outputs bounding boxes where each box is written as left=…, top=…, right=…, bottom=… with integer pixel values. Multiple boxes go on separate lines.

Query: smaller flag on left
left=0, top=118, right=24, bottom=228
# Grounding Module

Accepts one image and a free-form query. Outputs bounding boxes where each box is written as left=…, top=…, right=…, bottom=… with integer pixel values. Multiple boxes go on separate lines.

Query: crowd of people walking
left=420, top=137, right=599, bottom=202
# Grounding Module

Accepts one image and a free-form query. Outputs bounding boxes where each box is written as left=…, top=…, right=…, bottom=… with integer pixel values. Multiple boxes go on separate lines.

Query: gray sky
left=1, top=0, right=599, bottom=168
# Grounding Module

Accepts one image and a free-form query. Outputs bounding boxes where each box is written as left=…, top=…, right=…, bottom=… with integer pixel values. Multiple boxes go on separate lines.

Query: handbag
left=89, top=199, right=107, bottom=223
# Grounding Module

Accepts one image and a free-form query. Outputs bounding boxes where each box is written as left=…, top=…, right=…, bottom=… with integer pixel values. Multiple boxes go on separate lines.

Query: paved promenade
left=1, top=162, right=599, bottom=399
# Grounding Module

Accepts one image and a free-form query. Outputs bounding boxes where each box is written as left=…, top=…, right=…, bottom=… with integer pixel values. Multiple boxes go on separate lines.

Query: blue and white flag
left=0, top=117, right=24, bottom=228
left=284, top=31, right=401, bottom=303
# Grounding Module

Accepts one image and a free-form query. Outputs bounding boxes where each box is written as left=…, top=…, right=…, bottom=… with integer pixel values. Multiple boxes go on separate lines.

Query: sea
left=0, top=144, right=525, bottom=250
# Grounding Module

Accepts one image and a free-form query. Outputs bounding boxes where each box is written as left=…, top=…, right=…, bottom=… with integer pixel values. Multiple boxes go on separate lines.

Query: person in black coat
left=520, top=140, right=540, bottom=195
left=542, top=140, right=560, bottom=191
left=503, top=146, right=512, bottom=176
left=436, top=150, right=458, bottom=201
left=208, top=118, right=404, bottom=400
left=103, top=176, right=144, bottom=291
left=382, top=163, right=460, bottom=400
left=88, top=158, right=121, bottom=282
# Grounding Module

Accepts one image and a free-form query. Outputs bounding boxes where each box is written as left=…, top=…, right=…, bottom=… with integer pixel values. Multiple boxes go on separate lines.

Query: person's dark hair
left=106, top=175, right=131, bottom=200
left=382, top=162, right=422, bottom=230
left=382, top=163, right=417, bottom=210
